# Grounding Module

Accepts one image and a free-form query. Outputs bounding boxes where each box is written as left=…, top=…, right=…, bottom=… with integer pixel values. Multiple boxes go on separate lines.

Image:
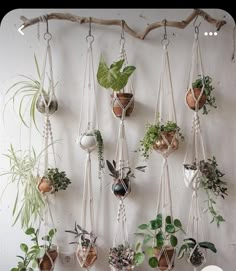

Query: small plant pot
left=36, top=94, right=58, bottom=115
left=112, top=178, right=131, bottom=198
left=38, top=177, right=53, bottom=193
left=153, top=131, right=179, bottom=153
left=38, top=249, right=58, bottom=271
left=154, top=246, right=175, bottom=271
left=183, top=165, right=200, bottom=189
left=186, top=88, right=207, bottom=111
left=111, top=93, right=134, bottom=118
left=77, top=246, right=97, bottom=268
left=188, top=248, right=205, bottom=267
left=79, top=133, right=97, bottom=152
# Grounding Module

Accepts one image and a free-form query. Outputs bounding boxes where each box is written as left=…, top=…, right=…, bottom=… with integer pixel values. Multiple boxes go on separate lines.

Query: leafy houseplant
left=65, top=222, right=97, bottom=268
left=38, top=168, right=71, bottom=193
left=94, top=130, right=105, bottom=180
left=184, top=156, right=227, bottom=226
left=24, top=227, right=57, bottom=271
left=178, top=238, right=217, bottom=267
left=186, top=75, right=216, bottom=115
left=135, top=214, right=185, bottom=270
left=11, top=243, right=35, bottom=271
left=97, top=56, right=136, bottom=118
left=139, top=121, right=184, bottom=160
left=4, top=54, right=58, bottom=130
left=1, top=145, right=45, bottom=229
left=106, top=160, right=146, bottom=198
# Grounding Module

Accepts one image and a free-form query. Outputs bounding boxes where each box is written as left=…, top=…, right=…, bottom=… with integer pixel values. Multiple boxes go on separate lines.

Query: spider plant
left=3, top=54, right=58, bottom=131
left=0, top=144, right=47, bottom=229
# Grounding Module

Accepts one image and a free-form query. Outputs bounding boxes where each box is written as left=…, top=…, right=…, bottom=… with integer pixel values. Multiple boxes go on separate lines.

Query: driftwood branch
left=20, top=9, right=226, bottom=40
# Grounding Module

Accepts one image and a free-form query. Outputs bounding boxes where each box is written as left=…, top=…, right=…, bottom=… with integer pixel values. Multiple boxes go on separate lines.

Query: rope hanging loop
left=161, top=19, right=170, bottom=48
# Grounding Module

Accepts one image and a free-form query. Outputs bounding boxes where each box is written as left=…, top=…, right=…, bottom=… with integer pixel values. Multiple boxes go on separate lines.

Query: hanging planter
left=38, top=246, right=58, bottom=271
left=36, top=94, right=58, bottom=115
left=178, top=238, right=217, bottom=268
left=153, top=246, right=175, bottom=271
left=183, top=163, right=200, bottom=189
left=65, top=222, right=98, bottom=269
left=112, top=178, right=131, bottom=198
left=139, top=120, right=184, bottom=160
left=97, top=56, right=135, bottom=119
left=79, top=131, right=97, bottom=152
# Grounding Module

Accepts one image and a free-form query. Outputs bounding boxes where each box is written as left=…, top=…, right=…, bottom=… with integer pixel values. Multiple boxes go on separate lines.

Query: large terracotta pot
left=186, top=88, right=207, bottom=110
left=154, top=246, right=175, bottom=270
left=38, top=177, right=53, bottom=193
left=38, top=249, right=58, bottom=271
left=112, top=178, right=131, bottom=198
left=77, top=246, right=97, bottom=268
left=111, top=93, right=134, bottom=118
left=153, top=131, right=179, bottom=152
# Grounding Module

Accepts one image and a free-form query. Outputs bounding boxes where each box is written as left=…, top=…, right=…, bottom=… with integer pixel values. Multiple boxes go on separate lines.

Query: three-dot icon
left=204, top=32, right=218, bottom=36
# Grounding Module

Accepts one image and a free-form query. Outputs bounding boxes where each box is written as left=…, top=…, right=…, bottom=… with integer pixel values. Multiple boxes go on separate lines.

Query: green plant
left=65, top=222, right=97, bottom=247
left=0, top=145, right=45, bottom=229
left=192, top=75, right=216, bottom=115
left=106, top=160, right=146, bottom=179
left=94, top=130, right=105, bottom=180
left=135, top=214, right=185, bottom=268
left=11, top=243, right=35, bottom=271
left=139, top=120, right=184, bottom=160
left=97, top=56, right=136, bottom=92
left=4, top=54, right=58, bottom=130
left=46, top=168, right=71, bottom=192
left=199, top=156, right=227, bottom=226
left=178, top=238, right=217, bottom=267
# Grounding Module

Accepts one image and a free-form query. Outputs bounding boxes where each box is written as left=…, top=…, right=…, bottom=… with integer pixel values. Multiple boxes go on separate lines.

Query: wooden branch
left=20, top=9, right=226, bottom=40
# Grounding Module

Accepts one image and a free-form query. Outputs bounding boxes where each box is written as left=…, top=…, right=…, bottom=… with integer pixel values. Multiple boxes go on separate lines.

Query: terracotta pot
left=153, top=131, right=179, bottom=152
left=186, top=88, right=207, bottom=110
left=38, top=249, right=58, bottom=271
left=111, top=93, right=134, bottom=117
left=112, top=178, right=131, bottom=197
left=154, top=246, right=175, bottom=270
left=38, top=177, right=53, bottom=193
left=77, top=246, right=97, bottom=268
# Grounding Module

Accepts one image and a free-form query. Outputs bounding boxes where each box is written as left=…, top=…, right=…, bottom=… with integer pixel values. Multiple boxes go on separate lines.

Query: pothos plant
left=0, top=145, right=45, bottom=229
left=97, top=56, right=136, bottom=92
left=138, top=120, right=184, bottom=160
left=3, top=54, right=58, bottom=131
left=134, top=214, right=185, bottom=268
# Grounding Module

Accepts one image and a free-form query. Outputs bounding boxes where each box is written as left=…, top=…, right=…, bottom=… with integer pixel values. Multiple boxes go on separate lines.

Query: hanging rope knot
left=193, top=113, right=200, bottom=132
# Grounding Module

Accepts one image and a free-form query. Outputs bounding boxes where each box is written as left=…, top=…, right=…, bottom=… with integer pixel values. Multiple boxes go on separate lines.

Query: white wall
left=0, top=8, right=235, bottom=271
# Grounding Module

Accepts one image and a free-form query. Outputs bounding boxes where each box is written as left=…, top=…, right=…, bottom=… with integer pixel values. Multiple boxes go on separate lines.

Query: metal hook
left=163, top=19, right=167, bottom=40
left=161, top=19, right=169, bottom=47
left=43, top=15, right=52, bottom=41
left=88, top=17, right=92, bottom=36
left=86, top=17, right=94, bottom=44
left=121, top=20, right=125, bottom=40
left=193, top=15, right=201, bottom=35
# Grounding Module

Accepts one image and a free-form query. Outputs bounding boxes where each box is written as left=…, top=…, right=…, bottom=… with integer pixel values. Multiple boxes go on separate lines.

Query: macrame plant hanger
left=183, top=21, right=207, bottom=270
left=36, top=16, right=59, bottom=271
left=154, top=20, right=178, bottom=271
left=77, top=18, right=99, bottom=270
left=111, top=20, right=135, bottom=119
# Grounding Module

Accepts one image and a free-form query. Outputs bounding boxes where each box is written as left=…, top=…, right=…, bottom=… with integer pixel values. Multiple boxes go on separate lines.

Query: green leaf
left=166, top=224, right=175, bottom=234
left=134, top=252, right=145, bottom=266
left=149, top=256, right=158, bottom=268
left=25, top=228, right=35, bottom=235
left=156, top=214, right=162, bottom=221
left=170, top=235, right=178, bottom=247
left=174, top=219, right=182, bottom=228
left=146, top=246, right=154, bottom=257
left=199, top=242, right=217, bottom=253
left=11, top=269, right=18, bottom=271
left=20, top=243, right=28, bottom=253
left=150, top=219, right=162, bottom=230
left=49, top=228, right=56, bottom=237
left=165, top=215, right=171, bottom=224
left=143, top=235, right=152, bottom=245
left=135, top=242, right=141, bottom=251
left=138, top=224, right=149, bottom=230
left=177, top=244, right=188, bottom=259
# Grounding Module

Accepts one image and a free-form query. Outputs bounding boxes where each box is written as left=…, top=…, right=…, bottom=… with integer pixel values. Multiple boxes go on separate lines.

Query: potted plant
left=106, top=160, right=146, bottom=198
left=11, top=243, right=35, bottom=271
left=0, top=144, right=45, bottom=229
left=97, top=56, right=136, bottom=118
left=184, top=156, right=227, bottom=226
left=178, top=238, right=217, bottom=267
left=25, top=227, right=58, bottom=271
left=139, top=120, right=184, bottom=160
left=65, top=222, right=97, bottom=268
left=135, top=214, right=185, bottom=270
left=186, top=75, right=216, bottom=114
left=4, top=54, right=58, bottom=130
left=38, top=167, right=71, bottom=194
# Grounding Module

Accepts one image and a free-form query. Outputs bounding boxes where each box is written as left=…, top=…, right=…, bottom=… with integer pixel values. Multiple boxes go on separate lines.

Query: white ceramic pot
left=80, top=133, right=97, bottom=152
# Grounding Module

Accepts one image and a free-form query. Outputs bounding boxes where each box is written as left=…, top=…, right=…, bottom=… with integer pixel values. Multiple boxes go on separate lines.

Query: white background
left=0, top=8, right=235, bottom=271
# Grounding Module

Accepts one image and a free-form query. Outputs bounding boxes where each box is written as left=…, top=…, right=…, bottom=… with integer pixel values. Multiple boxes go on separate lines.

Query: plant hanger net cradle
left=77, top=20, right=99, bottom=270
left=111, top=21, right=135, bottom=120
left=36, top=16, right=59, bottom=271
left=183, top=23, right=208, bottom=270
